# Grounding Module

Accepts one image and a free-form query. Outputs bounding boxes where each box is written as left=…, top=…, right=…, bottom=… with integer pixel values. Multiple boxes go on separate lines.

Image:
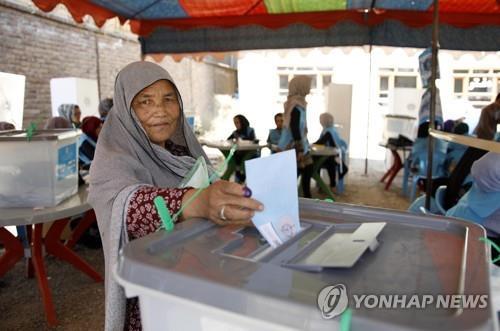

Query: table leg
left=65, top=209, right=96, bottom=249
left=380, top=150, right=398, bottom=183
left=32, top=223, right=58, bottom=326
left=384, top=150, right=403, bottom=190
left=312, top=156, right=335, bottom=201
left=0, top=227, right=24, bottom=277
left=44, top=218, right=103, bottom=282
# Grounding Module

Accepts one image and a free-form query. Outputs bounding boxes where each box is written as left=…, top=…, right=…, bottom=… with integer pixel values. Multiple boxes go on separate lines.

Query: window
left=394, top=76, right=417, bottom=88
left=276, top=66, right=334, bottom=102
left=322, top=75, right=332, bottom=87
left=279, top=75, right=289, bottom=89
left=454, top=78, right=463, bottom=93
left=380, top=76, right=389, bottom=91
left=453, top=68, right=500, bottom=109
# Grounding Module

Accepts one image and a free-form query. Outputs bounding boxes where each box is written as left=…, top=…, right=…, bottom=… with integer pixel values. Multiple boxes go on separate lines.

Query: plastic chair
left=434, top=185, right=447, bottom=215
left=409, top=156, right=446, bottom=202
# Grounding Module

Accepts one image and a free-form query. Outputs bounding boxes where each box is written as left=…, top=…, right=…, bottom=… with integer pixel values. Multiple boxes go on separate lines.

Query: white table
left=0, top=186, right=102, bottom=326
left=200, top=140, right=267, bottom=180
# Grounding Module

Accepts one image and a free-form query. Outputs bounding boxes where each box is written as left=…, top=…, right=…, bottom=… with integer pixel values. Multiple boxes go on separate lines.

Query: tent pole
left=364, top=43, right=373, bottom=176
left=425, top=0, right=439, bottom=210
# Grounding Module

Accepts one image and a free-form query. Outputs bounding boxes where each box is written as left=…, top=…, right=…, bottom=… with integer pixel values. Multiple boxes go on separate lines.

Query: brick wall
left=0, top=3, right=141, bottom=127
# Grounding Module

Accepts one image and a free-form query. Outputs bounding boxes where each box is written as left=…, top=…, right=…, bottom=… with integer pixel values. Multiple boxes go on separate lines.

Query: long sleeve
left=126, top=186, right=191, bottom=240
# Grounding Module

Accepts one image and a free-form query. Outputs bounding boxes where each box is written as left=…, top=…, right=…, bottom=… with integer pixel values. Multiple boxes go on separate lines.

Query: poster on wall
left=0, top=72, right=26, bottom=129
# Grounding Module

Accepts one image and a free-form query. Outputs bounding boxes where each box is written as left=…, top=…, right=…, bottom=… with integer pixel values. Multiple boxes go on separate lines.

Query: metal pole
left=364, top=43, right=373, bottom=176
left=425, top=0, right=439, bottom=210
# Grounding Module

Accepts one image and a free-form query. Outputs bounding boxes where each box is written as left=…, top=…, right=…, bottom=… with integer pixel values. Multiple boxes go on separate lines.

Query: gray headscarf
left=88, top=61, right=210, bottom=330
left=57, top=104, right=77, bottom=123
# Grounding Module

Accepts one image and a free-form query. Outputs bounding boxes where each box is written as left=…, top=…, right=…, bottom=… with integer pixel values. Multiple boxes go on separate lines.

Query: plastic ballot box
left=0, top=129, right=80, bottom=207
left=116, top=199, right=496, bottom=331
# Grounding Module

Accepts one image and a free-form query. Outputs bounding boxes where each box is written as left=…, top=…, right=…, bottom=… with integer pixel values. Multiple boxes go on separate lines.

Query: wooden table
left=0, top=186, right=102, bottom=326
left=200, top=140, right=267, bottom=180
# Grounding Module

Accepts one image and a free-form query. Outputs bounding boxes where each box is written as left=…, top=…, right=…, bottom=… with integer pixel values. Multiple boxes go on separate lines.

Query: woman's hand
left=180, top=180, right=264, bottom=226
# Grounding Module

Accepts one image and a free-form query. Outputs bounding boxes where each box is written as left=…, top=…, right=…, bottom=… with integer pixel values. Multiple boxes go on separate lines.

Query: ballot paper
left=245, top=150, right=300, bottom=248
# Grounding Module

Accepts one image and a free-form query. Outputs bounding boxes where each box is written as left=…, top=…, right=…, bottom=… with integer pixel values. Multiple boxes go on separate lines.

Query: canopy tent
left=32, top=0, right=500, bottom=53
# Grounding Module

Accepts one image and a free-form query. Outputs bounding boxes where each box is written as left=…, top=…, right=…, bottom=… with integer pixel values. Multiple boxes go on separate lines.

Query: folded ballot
left=245, top=150, right=300, bottom=248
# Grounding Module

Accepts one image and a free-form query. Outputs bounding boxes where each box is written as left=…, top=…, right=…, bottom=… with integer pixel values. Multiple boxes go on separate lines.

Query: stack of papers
left=245, top=150, right=300, bottom=248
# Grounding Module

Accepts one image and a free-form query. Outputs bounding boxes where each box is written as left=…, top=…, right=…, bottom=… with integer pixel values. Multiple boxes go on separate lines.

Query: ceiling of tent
left=32, top=0, right=500, bottom=53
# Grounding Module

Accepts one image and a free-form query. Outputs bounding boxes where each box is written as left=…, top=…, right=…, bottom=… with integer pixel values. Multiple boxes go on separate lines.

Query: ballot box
left=0, top=129, right=80, bottom=207
left=116, top=199, right=496, bottom=331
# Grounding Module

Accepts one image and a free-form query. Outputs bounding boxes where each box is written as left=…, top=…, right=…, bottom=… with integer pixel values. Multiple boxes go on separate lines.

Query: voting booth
left=0, top=129, right=80, bottom=207
left=116, top=199, right=496, bottom=331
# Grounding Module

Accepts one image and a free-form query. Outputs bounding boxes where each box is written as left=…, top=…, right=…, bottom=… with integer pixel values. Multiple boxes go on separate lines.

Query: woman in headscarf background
left=98, top=98, right=113, bottom=122
left=446, top=152, right=500, bottom=265
left=227, top=114, right=257, bottom=183
left=79, top=116, right=102, bottom=171
left=267, top=112, right=284, bottom=147
left=313, top=113, right=349, bottom=190
left=278, top=75, right=314, bottom=198
left=58, top=103, right=82, bottom=128
left=89, top=61, right=263, bottom=331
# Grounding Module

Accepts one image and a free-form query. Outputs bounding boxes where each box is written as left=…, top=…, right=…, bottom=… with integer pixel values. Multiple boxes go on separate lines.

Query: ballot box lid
left=116, top=199, right=495, bottom=331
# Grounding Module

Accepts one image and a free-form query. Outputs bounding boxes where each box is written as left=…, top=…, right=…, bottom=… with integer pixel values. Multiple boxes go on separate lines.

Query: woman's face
left=72, top=106, right=81, bottom=123
left=132, top=80, right=180, bottom=147
left=233, top=117, right=241, bottom=130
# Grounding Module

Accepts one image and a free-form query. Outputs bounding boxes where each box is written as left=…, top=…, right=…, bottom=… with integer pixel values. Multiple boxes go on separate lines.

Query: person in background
left=443, top=119, right=455, bottom=133
left=446, top=122, right=469, bottom=172
left=0, top=122, right=15, bottom=131
left=228, top=114, right=256, bottom=141
left=444, top=93, right=500, bottom=210
left=58, top=104, right=82, bottom=128
left=227, top=114, right=257, bottom=183
left=44, top=116, right=72, bottom=129
left=89, top=62, right=263, bottom=331
left=278, top=75, right=314, bottom=198
left=99, top=97, right=113, bottom=122
left=267, top=113, right=284, bottom=147
left=79, top=116, right=102, bottom=170
left=409, top=121, right=448, bottom=195
left=313, top=112, right=348, bottom=190
left=446, top=152, right=500, bottom=265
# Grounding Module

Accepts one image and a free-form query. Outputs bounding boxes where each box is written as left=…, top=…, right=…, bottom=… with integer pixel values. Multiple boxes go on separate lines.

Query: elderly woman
left=278, top=75, right=313, bottom=198
left=89, top=62, right=263, bottom=331
left=58, top=103, right=82, bottom=128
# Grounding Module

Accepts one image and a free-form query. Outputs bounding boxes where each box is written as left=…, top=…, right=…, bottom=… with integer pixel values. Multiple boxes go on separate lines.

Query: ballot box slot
left=282, top=222, right=386, bottom=272
left=213, top=222, right=316, bottom=261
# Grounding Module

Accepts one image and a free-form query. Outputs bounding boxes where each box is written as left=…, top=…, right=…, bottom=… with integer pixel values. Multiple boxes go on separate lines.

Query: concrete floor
left=0, top=158, right=411, bottom=330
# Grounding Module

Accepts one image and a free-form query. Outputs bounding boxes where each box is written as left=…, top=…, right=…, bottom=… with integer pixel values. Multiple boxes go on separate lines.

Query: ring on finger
left=219, top=205, right=227, bottom=221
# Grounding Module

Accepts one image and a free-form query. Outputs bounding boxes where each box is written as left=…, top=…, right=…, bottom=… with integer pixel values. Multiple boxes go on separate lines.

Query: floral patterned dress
left=123, top=141, right=191, bottom=331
